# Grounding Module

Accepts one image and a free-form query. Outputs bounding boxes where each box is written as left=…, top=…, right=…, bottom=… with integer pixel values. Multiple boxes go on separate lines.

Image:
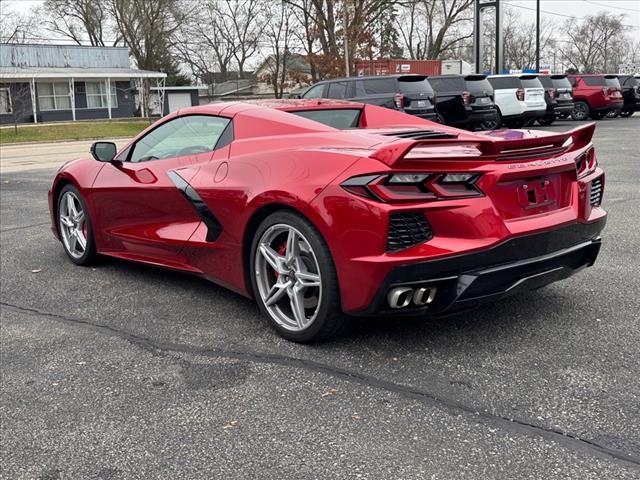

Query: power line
left=507, top=2, right=639, bottom=29
left=584, top=0, right=640, bottom=13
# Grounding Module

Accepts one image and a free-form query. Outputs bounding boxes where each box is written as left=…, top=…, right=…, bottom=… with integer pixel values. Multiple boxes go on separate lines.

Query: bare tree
left=42, top=0, right=115, bottom=46
left=261, top=1, right=296, bottom=98
left=225, top=0, right=266, bottom=78
left=0, top=2, right=41, bottom=43
left=560, top=12, right=629, bottom=73
left=175, top=0, right=237, bottom=83
left=503, top=9, right=556, bottom=71
left=395, top=0, right=474, bottom=60
left=5, top=83, right=35, bottom=134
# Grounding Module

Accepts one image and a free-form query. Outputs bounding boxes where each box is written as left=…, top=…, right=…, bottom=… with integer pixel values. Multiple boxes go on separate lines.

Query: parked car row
left=299, top=72, right=640, bottom=130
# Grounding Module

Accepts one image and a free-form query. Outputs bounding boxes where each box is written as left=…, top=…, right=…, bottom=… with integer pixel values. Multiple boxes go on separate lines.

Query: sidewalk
left=0, top=139, right=130, bottom=173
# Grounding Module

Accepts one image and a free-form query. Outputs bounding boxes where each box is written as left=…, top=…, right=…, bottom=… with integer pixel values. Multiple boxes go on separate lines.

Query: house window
left=37, top=82, right=71, bottom=110
left=85, top=81, right=118, bottom=109
left=0, top=88, right=11, bottom=114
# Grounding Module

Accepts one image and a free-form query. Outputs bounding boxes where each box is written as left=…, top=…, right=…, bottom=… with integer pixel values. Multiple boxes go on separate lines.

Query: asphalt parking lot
left=1, top=117, right=639, bottom=479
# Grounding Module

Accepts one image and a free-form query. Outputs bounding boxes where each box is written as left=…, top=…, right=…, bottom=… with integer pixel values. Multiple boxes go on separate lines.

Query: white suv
left=484, top=74, right=546, bottom=128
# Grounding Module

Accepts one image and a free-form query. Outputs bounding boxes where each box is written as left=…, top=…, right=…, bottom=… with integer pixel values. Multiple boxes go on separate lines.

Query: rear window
left=488, top=76, right=521, bottom=89
left=290, top=109, right=361, bottom=129
left=520, top=77, right=543, bottom=89
left=551, top=77, right=572, bottom=89
left=537, top=76, right=553, bottom=88
left=398, top=77, right=434, bottom=95
left=465, top=77, right=493, bottom=95
left=354, top=78, right=396, bottom=96
left=605, top=77, right=621, bottom=89
left=428, top=76, right=466, bottom=92
left=583, top=76, right=606, bottom=86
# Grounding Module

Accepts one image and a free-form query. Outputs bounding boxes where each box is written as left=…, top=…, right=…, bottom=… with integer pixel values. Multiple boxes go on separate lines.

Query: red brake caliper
left=273, top=242, right=287, bottom=278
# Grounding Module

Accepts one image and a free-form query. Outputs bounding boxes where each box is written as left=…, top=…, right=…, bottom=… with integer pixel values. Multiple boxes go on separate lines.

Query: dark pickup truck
left=427, top=74, right=498, bottom=129
left=537, top=74, right=575, bottom=125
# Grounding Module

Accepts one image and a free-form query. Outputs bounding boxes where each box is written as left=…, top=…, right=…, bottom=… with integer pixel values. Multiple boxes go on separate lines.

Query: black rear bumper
left=357, top=218, right=606, bottom=317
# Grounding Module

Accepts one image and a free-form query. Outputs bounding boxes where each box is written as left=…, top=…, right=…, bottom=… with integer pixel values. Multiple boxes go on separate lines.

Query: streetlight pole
left=536, top=0, right=540, bottom=72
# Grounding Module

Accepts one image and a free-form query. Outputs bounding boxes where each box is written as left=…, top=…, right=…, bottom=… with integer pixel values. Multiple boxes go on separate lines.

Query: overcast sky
left=3, top=0, right=639, bottom=32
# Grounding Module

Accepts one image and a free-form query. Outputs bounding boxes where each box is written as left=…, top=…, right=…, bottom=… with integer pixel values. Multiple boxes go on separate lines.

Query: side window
left=129, top=115, right=230, bottom=163
left=355, top=78, right=396, bottom=96
left=302, top=84, right=325, bottom=99
left=326, top=81, right=349, bottom=99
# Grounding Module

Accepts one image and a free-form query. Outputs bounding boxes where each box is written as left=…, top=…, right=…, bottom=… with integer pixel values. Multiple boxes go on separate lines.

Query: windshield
left=465, top=78, right=493, bottom=96
left=398, top=78, right=433, bottom=95
left=290, top=109, right=361, bottom=129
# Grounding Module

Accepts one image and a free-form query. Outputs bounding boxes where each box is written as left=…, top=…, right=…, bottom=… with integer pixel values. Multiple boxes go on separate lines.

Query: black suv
left=300, top=75, right=437, bottom=121
left=536, top=74, right=575, bottom=125
left=426, top=74, right=497, bottom=129
left=617, top=75, right=640, bottom=118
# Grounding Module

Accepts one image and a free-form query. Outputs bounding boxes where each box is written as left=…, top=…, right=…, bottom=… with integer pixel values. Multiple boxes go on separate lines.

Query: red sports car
left=48, top=99, right=606, bottom=342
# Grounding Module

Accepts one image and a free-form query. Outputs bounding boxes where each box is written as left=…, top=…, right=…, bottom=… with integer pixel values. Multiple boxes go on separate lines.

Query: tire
left=250, top=210, right=345, bottom=342
left=571, top=100, right=590, bottom=121
left=56, top=184, right=98, bottom=265
left=480, top=109, right=502, bottom=130
left=606, top=109, right=619, bottom=119
left=620, top=110, right=634, bottom=118
left=536, top=114, right=556, bottom=126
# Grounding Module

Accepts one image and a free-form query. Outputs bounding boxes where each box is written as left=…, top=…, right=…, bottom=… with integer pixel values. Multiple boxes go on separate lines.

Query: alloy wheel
left=573, top=102, right=588, bottom=120
left=254, top=224, right=322, bottom=332
left=59, top=191, right=88, bottom=259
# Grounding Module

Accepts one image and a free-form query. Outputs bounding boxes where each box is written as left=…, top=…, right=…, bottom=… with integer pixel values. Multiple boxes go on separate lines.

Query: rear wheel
left=571, top=100, right=590, bottom=121
left=57, top=184, right=98, bottom=265
left=250, top=211, right=344, bottom=342
left=620, top=109, right=634, bottom=118
left=479, top=109, right=502, bottom=130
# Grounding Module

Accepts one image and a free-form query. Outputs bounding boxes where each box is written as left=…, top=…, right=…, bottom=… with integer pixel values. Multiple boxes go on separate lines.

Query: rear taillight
left=462, top=91, right=472, bottom=106
left=548, top=88, right=557, bottom=98
left=575, top=147, right=597, bottom=178
left=393, top=92, right=404, bottom=109
left=341, top=173, right=483, bottom=202
left=516, top=88, right=525, bottom=101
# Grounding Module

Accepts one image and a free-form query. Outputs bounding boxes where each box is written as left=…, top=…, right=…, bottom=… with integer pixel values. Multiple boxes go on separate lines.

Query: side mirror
left=90, top=141, right=117, bottom=162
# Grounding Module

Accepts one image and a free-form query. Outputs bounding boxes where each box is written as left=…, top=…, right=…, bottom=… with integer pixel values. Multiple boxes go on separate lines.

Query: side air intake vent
left=387, top=212, right=434, bottom=252
left=382, top=130, right=457, bottom=140
left=590, top=176, right=603, bottom=206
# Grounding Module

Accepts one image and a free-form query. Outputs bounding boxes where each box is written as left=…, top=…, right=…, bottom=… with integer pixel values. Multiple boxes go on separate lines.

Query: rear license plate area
left=491, top=173, right=572, bottom=219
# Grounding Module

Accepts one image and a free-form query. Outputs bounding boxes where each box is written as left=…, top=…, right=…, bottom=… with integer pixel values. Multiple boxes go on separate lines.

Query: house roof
left=0, top=66, right=166, bottom=80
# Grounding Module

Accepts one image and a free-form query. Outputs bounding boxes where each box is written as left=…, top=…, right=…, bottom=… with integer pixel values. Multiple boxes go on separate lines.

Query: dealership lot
left=1, top=118, right=639, bottom=478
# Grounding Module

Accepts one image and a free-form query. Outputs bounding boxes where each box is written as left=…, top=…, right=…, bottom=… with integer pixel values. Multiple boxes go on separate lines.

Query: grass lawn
left=0, top=120, right=150, bottom=144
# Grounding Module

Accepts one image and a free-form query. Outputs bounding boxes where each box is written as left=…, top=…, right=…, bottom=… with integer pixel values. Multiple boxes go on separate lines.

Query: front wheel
left=571, top=100, right=590, bottom=121
left=57, top=184, right=98, bottom=265
left=250, top=211, right=344, bottom=342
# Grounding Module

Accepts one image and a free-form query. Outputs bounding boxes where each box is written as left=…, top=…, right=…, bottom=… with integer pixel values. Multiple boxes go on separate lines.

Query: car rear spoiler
left=370, top=122, right=596, bottom=165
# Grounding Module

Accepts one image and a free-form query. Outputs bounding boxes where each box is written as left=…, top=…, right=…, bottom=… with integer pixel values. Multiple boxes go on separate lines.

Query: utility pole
left=344, top=0, right=350, bottom=77
left=535, top=0, right=540, bottom=72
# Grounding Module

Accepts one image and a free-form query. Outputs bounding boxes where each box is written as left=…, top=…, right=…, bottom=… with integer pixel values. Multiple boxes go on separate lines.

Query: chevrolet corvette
left=49, top=99, right=606, bottom=342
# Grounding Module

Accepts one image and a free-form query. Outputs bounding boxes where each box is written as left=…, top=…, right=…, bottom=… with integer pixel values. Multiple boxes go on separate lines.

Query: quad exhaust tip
left=387, top=286, right=437, bottom=309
